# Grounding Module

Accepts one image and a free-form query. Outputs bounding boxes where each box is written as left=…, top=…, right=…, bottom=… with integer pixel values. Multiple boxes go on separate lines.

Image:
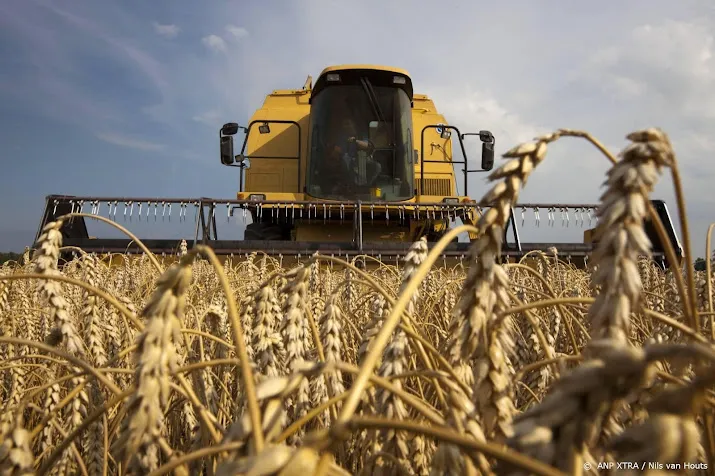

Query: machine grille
left=418, top=178, right=452, bottom=196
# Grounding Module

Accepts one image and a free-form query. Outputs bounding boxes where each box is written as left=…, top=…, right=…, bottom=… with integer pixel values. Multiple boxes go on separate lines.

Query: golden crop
left=0, top=128, right=713, bottom=475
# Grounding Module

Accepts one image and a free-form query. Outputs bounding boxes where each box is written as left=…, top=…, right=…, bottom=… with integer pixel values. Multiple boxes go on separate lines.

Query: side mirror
left=220, top=136, right=234, bottom=165
left=479, top=130, right=495, bottom=171
left=481, top=142, right=494, bottom=171
left=221, top=122, right=239, bottom=136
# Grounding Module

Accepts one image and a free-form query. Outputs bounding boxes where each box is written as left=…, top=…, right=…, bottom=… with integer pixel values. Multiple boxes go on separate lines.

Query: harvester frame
left=34, top=64, right=685, bottom=269
left=36, top=194, right=681, bottom=269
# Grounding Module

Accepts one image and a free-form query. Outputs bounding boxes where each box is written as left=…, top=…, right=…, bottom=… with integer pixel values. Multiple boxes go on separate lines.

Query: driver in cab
left=324, top=117, right=381, bottom=191
left=331, top=117, right=370, bottom=165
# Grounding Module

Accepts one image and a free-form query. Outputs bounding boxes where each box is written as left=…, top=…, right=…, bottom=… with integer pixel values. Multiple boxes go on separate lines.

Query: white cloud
left=192, top=110, right=223, bottom=126
left=96, top=132, right=165, bottom=151
left=578, top=20, right=715, bottom=118
left=202, top=34, right=227, bottom=52
left=427, top=87, right=545, bottom=150
left=153, top=21, right=180, bottom=38
left=226, top=25, right=248, bottom=39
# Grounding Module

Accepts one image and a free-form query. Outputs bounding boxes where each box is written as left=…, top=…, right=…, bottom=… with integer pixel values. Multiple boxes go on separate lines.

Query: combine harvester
left=35, top=65, right=683, bottom=268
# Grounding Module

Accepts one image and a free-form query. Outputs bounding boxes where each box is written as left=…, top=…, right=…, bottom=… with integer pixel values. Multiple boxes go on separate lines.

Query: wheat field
left=1, top=128, right=714, bottom=475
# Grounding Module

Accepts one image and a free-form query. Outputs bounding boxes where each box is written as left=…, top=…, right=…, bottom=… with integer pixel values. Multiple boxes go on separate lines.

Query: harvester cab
left=35, top=64, right=684, bottom=268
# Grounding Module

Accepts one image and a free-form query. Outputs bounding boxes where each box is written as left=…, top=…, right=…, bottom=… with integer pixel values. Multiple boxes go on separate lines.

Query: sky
left=1, top=0, right=715, bottom=261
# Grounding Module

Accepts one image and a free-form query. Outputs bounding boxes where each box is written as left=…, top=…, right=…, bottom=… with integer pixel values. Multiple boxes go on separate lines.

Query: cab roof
left=318, top=64, right=411, bottom=78
left=312, top=64, right=413, bottom=101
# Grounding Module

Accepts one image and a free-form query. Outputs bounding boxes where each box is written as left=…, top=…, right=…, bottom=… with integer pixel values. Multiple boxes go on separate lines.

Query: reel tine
left=534, top=207, right=540, bottom=227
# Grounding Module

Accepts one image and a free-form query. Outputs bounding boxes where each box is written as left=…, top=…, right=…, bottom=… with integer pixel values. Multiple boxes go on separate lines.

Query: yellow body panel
left=244, top=90, right=311, bottom=194
left=411, top=95, right=458, bottom=197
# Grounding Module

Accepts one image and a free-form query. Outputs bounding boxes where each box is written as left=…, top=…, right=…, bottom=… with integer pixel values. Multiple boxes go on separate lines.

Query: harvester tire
left=244, top=222, right=286, bottom=241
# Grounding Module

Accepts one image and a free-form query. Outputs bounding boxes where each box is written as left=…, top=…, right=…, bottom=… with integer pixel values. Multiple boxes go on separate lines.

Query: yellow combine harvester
left=35, top=64, right=683, bottom=268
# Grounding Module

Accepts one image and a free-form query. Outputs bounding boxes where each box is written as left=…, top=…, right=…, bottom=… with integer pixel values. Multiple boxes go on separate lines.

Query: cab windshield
left=307, top=82, right=414, bottom=201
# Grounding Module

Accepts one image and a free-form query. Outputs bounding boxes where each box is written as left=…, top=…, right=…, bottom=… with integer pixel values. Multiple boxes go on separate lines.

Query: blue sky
left=2, top=0, right=715, bottom=258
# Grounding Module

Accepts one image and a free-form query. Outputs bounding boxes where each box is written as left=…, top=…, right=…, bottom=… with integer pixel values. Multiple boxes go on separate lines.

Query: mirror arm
left=219, top=123, right=248, bottom=166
